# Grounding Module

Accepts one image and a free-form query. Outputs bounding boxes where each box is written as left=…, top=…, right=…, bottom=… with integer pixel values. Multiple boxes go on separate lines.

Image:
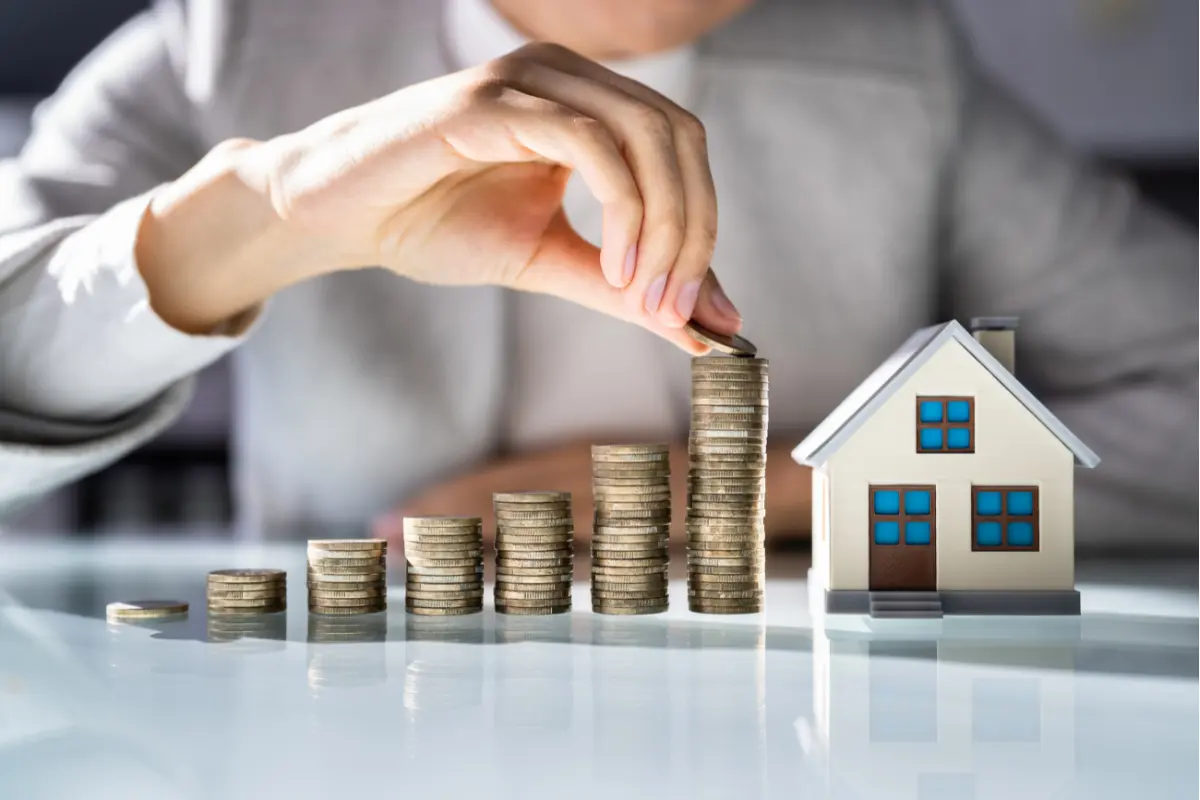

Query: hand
left=137, top=43, right=741, bottom=349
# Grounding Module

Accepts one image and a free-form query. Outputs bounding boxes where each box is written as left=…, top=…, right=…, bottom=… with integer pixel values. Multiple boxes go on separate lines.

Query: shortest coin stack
left=403, top=516, right=485, bottom=616
left=591, top=444, right=671, bottom=615
left=494, top=491, right=574, bottom=615
left=206, top=569, right=287, bottom=615
left=307, top=539, right=388, bottom=615
left=106, top=600, right=189, bottom=623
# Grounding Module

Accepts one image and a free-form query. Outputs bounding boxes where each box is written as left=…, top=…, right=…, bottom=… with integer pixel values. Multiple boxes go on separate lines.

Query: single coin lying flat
left=106, top=600, right=189, bottom=621
left=684, top=320, right=757, bottom=357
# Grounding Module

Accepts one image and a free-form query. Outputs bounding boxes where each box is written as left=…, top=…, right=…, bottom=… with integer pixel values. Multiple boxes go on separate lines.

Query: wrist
left=134, top=138, right=347, bottom=334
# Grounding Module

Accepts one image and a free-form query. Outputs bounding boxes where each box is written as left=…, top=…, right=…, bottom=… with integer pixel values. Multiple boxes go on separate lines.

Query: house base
left=815, top=572, right=1081, bottom=616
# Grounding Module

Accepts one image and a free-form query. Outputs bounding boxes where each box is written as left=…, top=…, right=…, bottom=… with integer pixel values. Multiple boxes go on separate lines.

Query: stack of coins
left=493, top=491, right=574, bottom=615
left=687, top=355, right=769, bottom=613
left=403, top=516, right=485, bottom=616
left=590, top=444, right=671, bottom=615
left=307, top=539, right=388, bottom=615
left=206, top=569, right=287, bottom=616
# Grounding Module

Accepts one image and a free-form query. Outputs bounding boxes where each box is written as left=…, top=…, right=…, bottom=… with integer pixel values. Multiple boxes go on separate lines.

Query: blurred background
left=2, top=0, right=1196, bottom=536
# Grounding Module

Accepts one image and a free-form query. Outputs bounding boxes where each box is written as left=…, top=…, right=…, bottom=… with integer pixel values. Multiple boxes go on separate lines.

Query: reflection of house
left=793, top=319, right=1098, bottom=617
left=801, top=629, right=1077, bottom=800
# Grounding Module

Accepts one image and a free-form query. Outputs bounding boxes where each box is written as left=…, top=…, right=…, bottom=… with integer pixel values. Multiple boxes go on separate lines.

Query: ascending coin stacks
left=493, top=491, right=574, bottom=615
left=687, top=356, right=769, bottom=613
left=590, top=444, right=671, bottom=615
left=403, top=516, right=485, bottom=616
left=307, top=539, right=388, bottom=615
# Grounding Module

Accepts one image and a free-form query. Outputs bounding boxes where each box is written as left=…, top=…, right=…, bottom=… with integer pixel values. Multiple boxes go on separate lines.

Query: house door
left=869, top=485, right=936, bottom=591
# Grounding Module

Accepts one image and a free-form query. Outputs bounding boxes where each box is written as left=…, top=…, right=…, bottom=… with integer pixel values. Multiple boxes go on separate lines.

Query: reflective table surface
left=0, top=537, right=1195, bottom=799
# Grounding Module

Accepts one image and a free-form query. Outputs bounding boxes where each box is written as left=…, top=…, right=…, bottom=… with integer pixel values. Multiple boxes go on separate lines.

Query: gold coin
left=493, top=491, right=571, bottom=504
left=404, top=570, right=484, bottom=583
left=591, top=564, right=668, bottom=575
left=106, top=600, right=188, bottom=620
left=494, top=588, right=573, bottom=601
left=207, top=569, right=286, bottom=584
left=306, top=563, right=388, bottom=576
left=309, top=588, right=387, bottom=599
left=496, top=555, right=573, bottom=567
left=591, top=537, right=669, bottom=549
left=495, top=604, right=571, bottom=616
left=308, top=539, right=387, bottom=551
left=403, top=578, right=483, bottom=591
left=592, top=577, right=669, bottom=589
left=692, top=355, right=767, bottom=369
left=591, top=555, right=668, bottom=566
left=495, top=517, right=574, bottom=528
left=589, top=595, right=670, bottom=607
left=404, top=565, right=483, bottom=577
left=592, top=549, right=670, bottom=562
left=207, top=587, right=285, bottom=600
left=403, top=531, right=482, bottom=543
left=405, top=588, right=484, bottom=601
left=406, top=605, right=482, bottom=616
left=590, top=444, right=669, bottom=456
left=684, top=322, right=757, bottom=356
left=494, top=572, right=573, bottom=584
left=492, top=595, right=573, bottom=608
left=402, top=515, right=482, bottom=527
left=593, top=525, right=671, bottom=536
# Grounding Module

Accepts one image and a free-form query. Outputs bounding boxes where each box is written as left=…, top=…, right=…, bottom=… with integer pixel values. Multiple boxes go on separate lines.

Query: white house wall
left=826, top=341, right=1075, bottom=591
left=810, top=466, right=831, bottom=589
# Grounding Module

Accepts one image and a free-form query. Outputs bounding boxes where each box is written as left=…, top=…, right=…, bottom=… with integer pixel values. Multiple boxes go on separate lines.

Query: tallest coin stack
left=686, top=355, right=769, bottom=613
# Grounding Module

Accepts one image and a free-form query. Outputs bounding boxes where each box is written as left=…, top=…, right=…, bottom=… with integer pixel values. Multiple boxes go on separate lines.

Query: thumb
left=512, top=210, right=712, bottom=356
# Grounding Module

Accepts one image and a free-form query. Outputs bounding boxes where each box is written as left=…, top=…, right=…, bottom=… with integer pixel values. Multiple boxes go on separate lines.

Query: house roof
left=791, top=320, right=1100, bottom=469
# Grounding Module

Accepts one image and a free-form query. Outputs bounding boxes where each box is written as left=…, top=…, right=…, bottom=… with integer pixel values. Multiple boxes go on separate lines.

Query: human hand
left=260, top=43, right=738, bottom=351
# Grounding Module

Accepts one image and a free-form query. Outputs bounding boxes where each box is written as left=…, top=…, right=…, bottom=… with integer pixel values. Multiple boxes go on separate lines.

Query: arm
left=929, top=5, right=1198, bottom=548
left=381, top=438, right=812, bottom=545
left=0, top=2, right=255, bottom=514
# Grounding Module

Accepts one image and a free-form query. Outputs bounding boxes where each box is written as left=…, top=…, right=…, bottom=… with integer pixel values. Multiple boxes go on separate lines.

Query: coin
left=494, top=589, right=573, bottom=602
left=494, top=603, right=571, bottom=616
left=493, top=491, right=571, bottom=504
left=403, top=531, right=482, bottom=543
left=207, top=587, right=284, bottom=600
left=405, top=605, right=481, bottom=616
left=207, top=569, right=286, bottom=584
left=310, top=588, right=388, bottom=599
left=591, top=444, right=669, bottom=455
left=405, top=589, right=484, bottom=601
left=684, top=321, right=757, bottom=356
left=403, top=515, right=482, bottom=527
left=590, top=564, right=669, bottom=576
left=492, top=595, right=573, bottom=608
left=494, top=572, right=573, bottom=583
left=106, top=600, right=188, bottom=620
left=308, top=539, right=387, bottom=551
left=593, top=603, right=668, bottom=615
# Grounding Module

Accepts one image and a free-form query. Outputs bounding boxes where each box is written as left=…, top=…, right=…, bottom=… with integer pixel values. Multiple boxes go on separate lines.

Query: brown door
left=868, top=485, right=936, bottom=590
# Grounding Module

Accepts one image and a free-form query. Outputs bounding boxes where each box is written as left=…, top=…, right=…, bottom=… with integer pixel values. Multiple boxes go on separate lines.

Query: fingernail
left=709, top=283, right=741, bottom=321
left=675, top=280, right=702, bottom=322
left=644, top=275, right=668, bottom=314
left=622, top=245, right=637, bottom=286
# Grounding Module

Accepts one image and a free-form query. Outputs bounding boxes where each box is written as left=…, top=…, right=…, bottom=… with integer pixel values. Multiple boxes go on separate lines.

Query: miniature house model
left=792, top=318, right=1099, bottom=618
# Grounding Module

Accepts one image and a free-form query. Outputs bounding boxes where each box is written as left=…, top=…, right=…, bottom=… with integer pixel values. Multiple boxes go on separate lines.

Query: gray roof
left=791, top=320, right=1100, bottom=469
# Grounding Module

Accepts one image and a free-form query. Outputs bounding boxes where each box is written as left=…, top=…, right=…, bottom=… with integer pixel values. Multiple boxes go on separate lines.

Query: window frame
left=915, top=396, right=976, bottom=454
left=869, top=485, right=937, bottom=548
left=971, top=485, right=1040, bottom=552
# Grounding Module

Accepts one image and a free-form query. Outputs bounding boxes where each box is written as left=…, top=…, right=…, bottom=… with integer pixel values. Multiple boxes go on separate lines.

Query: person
left=0, top=0, right=1195, bottom=547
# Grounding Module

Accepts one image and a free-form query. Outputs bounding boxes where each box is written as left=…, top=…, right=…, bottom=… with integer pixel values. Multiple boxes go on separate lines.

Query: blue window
left=874, top=521, right=900, bottom=545
left=905, top=521, right=931, bottom=545
left=1007, top=522, right=1035, bottom=547
left=874, top=490, right=900, bottom=515
left=1007, top=491, right=1034, bottom=516
left=905, top=490, right=931, bottom=515
left=973, top=487, right=1039, bottom=551
left=947, top=400, right=971, bottom=422
left=919, top=401, right=944, bottom=422
left=976, top=521, right=1003, bottom=547
left=919, top=428, right=943, bottom=450
left=916, top=397, right=974, bottom=452
left=947, top=428, right=971, bottom=449
left=976, top=491, right=1002, bottom=516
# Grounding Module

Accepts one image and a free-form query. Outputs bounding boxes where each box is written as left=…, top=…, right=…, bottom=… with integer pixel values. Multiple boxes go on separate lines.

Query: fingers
left=515, top=210, right=712, bottom=356
left=508, top=45, right=729, bottom=328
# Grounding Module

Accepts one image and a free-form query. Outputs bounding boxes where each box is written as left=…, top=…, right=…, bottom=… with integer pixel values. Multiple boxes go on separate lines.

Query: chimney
left=970, top=317, right=1018, bottom=375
